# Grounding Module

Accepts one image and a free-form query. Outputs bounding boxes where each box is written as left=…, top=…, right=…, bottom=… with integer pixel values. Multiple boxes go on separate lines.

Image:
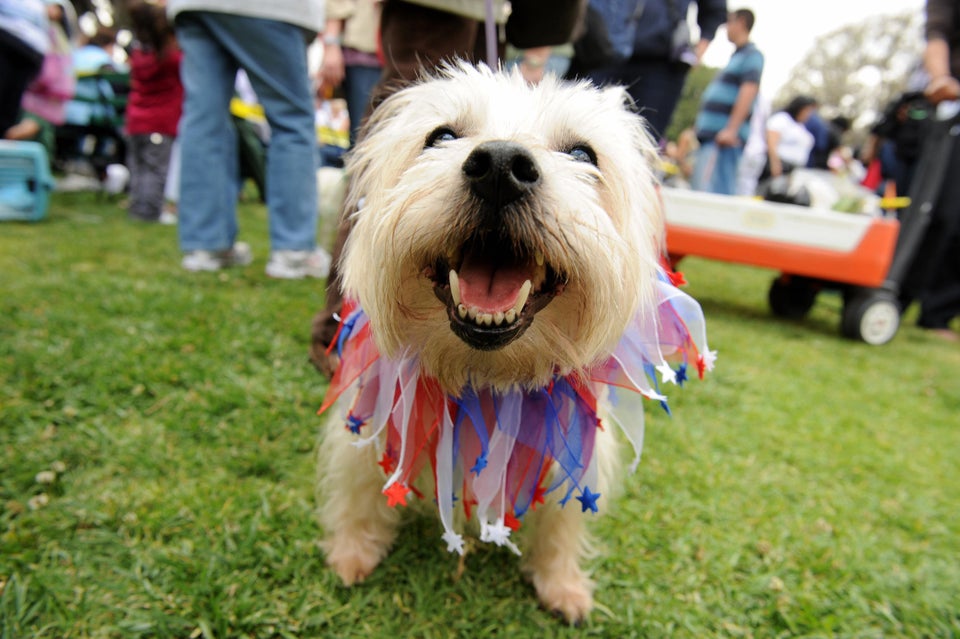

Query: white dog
left=316, top=63, right=712, bottom=623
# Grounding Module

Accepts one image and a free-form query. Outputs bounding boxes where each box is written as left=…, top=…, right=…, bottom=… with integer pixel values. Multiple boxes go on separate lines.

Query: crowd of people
left=1, top=0, right=957, bottom=339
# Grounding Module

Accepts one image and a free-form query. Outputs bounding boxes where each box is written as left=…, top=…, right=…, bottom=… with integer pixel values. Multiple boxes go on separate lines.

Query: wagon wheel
left=768, top=275, right=818, bottom=319
left=841, top=290, right=900, bottom=345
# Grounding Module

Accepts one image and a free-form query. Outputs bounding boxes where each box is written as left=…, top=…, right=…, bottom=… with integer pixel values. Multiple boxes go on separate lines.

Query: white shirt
left=766, top=111, right=815, bottom=167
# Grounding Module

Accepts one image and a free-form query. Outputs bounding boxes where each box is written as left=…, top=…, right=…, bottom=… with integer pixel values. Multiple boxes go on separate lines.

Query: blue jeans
left=175, top=12, right=318, bottom=252
left=343, top=64, right=382, bottom=145
left=691, top=142, right=742, bottom=196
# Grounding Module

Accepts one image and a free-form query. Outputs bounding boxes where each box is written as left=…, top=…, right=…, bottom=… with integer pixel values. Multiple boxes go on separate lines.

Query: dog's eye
left=566, top=144, right=597, bottom=165
left=426, top=127, right=459, bottom=147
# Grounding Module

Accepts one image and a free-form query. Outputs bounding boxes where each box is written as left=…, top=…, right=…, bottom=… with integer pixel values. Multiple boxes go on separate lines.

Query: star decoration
left=504, top=512, right=522, bottom=531
left=470, top=453, right=488, bottom=476
left=383, top=482, right=411, bottom=507
left=442, top=530, right=465, bottom=555
left=377, top=452, right=395, bottom=474
left=675, top=364, right=688, bottom=386
left=530, top=483, right=547, bottom=510
left=656, top=362, right=677, bottom=385
left=480, top=518, right=520, bottom=555
left=668, top=269, right=687, bottom=287
left=575, top=486, right=601, bottom=513
left=346, top=412, right=365, bottom=434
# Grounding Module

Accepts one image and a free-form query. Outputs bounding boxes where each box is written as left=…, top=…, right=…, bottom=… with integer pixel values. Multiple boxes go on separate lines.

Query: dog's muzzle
left=462, top=141, right=540, bottom=209
left=426, top=140, right=564, bottom=352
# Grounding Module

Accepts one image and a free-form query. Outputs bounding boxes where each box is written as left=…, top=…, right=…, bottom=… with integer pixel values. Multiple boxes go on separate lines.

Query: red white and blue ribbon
left=319, top=269, right=714, bottom=555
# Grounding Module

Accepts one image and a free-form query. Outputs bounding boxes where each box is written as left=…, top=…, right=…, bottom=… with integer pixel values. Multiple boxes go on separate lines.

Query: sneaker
left=265, top=248, right=332, bottom=279
left=182, top=242, right=253, bottom=272
left=158, top=210, right=178, bottom=226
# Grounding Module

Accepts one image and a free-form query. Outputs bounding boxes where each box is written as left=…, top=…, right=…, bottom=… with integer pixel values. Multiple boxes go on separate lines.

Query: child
left=125, top=0, right=182, bottom=223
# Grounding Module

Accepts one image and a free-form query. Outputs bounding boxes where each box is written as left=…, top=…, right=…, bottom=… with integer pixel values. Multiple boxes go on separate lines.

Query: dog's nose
left=462, top=141, right=540, bottom=207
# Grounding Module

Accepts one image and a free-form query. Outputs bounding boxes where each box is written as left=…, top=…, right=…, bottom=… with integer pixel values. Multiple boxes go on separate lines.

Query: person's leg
left=690, top=142, right=718, bottom=193
left=203, top=14, right=318, bottom=252
left=0, top=41, right=42, bottom=134
left=622, top=60, right=688, bottom=144
left=175, top=12, right=241, bottom=252
left=134, top=134, right=174, bottom=221
left=343, top=64, right=382, bottom=145
left=713, top=146, right=742, bottom=196
left=126, top=134, right=146, bottom=218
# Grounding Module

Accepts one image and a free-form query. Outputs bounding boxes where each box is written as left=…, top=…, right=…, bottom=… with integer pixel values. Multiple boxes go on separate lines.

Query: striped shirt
left=695, top=42, right=764, bottom=144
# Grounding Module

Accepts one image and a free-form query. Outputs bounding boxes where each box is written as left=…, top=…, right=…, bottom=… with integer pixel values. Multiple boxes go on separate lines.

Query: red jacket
left=125, top=45, right=183, bottom=137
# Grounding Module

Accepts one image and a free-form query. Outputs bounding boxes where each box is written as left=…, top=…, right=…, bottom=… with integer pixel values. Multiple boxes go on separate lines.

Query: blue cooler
left=0, top=141, right=55, bottom=222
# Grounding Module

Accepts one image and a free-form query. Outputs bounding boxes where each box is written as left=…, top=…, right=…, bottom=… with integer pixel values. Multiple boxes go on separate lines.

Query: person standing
left=167, top=0, right=330, bottom=278
left=574, top=0, right=727, bottom=144
left=911, top=0, right=960, bottom=340
left=125, top=0, right=182, bottom=224
left=0, top=0, right=49, bottom=137
left=689, top=7, right=763, bottom=195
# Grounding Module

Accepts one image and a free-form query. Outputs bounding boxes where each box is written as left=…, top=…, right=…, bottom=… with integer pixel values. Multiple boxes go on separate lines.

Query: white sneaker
left=182, top=242, right=253, bottom=272
left=158, top=210, right=178, bottom=225
left=265, top=248, right=332, bottom=279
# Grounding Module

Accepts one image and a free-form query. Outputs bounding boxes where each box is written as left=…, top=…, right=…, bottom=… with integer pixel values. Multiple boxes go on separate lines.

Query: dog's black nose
left=462, top=141, right=540, bottom=207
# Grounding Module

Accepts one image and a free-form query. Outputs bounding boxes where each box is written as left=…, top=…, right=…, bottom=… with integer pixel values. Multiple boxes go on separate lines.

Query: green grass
left=2, top=192, right=959, bottom=638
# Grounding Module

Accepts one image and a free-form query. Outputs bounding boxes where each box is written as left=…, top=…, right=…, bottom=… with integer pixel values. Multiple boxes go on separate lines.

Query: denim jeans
left=691, top=142, right=742, bottom=196
left=175, top=11, right=318, bottom=252
left=343, top=64, right=382, bottom=145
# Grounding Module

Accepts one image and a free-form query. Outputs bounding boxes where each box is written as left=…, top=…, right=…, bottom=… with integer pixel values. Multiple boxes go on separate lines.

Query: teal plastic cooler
left=0, top=141, right=55, bottom=222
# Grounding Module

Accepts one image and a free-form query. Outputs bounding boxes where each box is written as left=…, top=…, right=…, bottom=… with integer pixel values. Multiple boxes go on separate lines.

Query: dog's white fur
left=318, top=63, right=663, bottom=623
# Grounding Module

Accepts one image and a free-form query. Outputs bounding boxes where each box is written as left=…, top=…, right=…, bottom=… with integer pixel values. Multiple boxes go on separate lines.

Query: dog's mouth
left=426, top=233, right=565, bottom=351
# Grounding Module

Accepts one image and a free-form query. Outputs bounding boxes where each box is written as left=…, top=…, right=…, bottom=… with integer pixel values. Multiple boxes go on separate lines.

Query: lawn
left=2, top=191, right=958, bottom=638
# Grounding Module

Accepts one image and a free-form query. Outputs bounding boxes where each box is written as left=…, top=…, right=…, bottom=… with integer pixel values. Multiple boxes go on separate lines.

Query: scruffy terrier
left=316, top=63, right=710, bottom=623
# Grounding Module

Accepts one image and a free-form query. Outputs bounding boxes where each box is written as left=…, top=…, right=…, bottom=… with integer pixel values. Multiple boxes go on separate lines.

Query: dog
left=316, top=62, right=712, bottom=623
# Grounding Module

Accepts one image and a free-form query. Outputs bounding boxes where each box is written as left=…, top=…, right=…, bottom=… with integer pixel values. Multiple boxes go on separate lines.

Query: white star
left=480, top=518, right=521, bottom=555
left=702, top=350, right=718, bottom=371
left=656, top=362, right=677, bottom=384
left=442, top=530, right=465, bottom=555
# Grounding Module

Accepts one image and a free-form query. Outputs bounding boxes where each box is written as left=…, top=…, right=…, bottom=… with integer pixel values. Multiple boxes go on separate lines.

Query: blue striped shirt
left=695, top=42, right=764, bottom=143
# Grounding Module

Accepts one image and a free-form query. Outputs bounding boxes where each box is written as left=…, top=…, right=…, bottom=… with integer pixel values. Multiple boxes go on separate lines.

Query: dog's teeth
left=513, top=280, right=532, bottom=315
left=505, top=309, right=517, bottom=324
left=468, top=306, right=478, bottom=320
left=493, top=311, right=505, bottom=326
left=481, top=313, right=493, bottom=326
left=449, top=270, right=461, bottom=306
left=458, top=304, right=468, bottom=319
left=535, top=251, right=544, bottom=267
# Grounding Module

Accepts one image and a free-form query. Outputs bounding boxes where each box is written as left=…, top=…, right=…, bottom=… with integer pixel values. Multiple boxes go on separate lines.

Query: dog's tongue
left=458, top=254, right=529, bottom=312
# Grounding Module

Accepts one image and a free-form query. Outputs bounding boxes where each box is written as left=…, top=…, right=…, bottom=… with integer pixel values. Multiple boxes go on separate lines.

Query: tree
left=774, top=10, right=925, bottom=130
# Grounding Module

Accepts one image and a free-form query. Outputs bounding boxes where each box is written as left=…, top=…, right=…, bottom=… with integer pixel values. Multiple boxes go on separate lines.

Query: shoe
left=265, top=248, right=332, bottom=279
left=158, top=210, right=177, bottom=225
left=182, top=242, right=253, bottom=272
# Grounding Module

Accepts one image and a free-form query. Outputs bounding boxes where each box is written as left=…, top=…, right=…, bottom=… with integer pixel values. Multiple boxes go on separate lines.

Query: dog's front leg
left=317, top=421, right=399, bottom=585
left=523, top=496, right=594, bottom=623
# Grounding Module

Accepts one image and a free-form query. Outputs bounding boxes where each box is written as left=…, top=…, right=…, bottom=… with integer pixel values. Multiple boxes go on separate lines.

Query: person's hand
left=320, top=41, right=346, bottom=90
left=925, top=75, right=960, bottom=105
left=714, top=127, right=739, bottom=147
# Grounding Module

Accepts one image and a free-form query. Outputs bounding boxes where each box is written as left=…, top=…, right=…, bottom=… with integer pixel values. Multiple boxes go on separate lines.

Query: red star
left=530, top=483, right=547, bottom=510
left=668, top=269, right=687, bottom=287
left=377, top=452, right=395, bottom=474
left=504, top=512, right=522, bottom=531
left=696, top=354, right=706, bottom=379
left=383, top=483, right=411, bottom=507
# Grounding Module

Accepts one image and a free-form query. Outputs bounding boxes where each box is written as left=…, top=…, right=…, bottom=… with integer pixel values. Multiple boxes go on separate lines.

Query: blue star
left=675, top=364, right=688, bottom=386
left=575, top=486, right=601, bottom=514
left=346, top=412, right=365, bottom=434
left=659, top=399, right=672, bottom=416
left=470, top=453, right=488, bottom=476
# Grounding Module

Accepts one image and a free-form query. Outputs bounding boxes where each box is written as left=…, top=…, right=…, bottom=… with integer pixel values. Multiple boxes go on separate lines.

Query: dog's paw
left=324, top=535, right=388, bottom=586
left=534, top=577, right=593, bottom=624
